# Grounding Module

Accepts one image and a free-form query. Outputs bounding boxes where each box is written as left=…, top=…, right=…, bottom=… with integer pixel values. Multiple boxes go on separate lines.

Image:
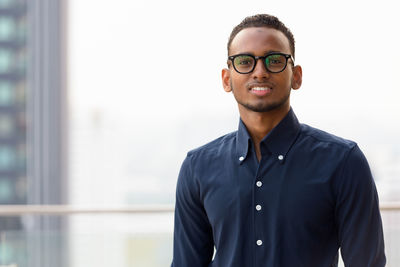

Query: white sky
left=68, top=0, right=400, bottom=123
left=67, top=0, right=400, bottom=204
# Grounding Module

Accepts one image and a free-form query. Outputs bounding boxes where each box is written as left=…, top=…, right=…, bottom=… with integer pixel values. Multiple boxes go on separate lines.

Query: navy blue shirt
left=172, top=109, right=385, bottom=267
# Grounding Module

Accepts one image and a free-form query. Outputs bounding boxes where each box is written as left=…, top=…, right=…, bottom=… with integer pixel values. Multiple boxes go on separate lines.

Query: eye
left=268, top=55, right=283, bottom=64
left=234, top=55, right=254, bottom=66
left=267, top=55, right=284, bottom=65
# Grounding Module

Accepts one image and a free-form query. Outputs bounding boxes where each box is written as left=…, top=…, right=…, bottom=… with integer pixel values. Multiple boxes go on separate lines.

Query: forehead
left=230, top=27, right=291, bottom=55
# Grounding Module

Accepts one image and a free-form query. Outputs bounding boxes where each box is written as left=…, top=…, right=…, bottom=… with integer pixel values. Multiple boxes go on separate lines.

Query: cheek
left=278, top=73, right=293, bottom=89
left=230, top=74, right=248, bottom=88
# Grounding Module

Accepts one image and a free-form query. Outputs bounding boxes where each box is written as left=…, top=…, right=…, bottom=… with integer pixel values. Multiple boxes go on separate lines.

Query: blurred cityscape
left=0, top=0, right=399, bottom=266
left=0, top=0, right=66, bottom=266
left=0, top=0, right=28, bottom=264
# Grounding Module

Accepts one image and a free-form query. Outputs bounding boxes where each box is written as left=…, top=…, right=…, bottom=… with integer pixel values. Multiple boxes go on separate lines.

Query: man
left=171, top=14, right=386, bottom=267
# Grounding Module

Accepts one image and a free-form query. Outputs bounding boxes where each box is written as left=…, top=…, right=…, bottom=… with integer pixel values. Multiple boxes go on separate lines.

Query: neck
left=239, top=105, right=290, bottom=160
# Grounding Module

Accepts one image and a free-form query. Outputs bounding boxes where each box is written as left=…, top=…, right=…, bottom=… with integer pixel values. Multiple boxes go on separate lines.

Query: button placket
left=254, top=175, right=263, bottom=249
left=254, top=158, right=270, bottom=253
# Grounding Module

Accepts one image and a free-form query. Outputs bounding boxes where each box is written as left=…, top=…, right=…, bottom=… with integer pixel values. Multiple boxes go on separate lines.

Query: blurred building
left=0, top=0, right=27, bottom=223
left=0, top=0, right=67, bottom=266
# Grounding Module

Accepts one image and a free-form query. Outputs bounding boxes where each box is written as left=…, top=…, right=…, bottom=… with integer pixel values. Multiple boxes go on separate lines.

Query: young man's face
left=222, top=27, right=302, bottom=115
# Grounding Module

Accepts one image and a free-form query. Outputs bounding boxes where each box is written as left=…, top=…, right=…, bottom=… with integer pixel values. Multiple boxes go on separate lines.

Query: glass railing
left=0, top=203, right=398, bottom=267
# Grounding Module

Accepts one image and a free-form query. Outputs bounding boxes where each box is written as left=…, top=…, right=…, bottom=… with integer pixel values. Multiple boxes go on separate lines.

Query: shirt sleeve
left=171, top=154, right=214, bottom=267
left=334, top=145, right=386, bottom=266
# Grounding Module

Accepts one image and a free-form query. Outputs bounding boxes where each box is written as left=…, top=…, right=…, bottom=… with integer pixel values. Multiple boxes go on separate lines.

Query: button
left=278, top=155, right=284, bottom=160
left=239, top=156, right=244, bottom=161
left=256, top=240, right=263, bottom=246
left=256, top=181, right=262, bottom=187
left=256, top=205, right=262, bottom=211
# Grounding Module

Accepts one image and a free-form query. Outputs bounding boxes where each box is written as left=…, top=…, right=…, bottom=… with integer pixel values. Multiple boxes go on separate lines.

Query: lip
left=247, top=83, right=273, bottom=96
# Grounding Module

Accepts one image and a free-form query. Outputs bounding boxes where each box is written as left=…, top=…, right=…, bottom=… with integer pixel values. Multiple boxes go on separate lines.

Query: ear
left=222, top=68, right=232, bottom=93
left=291, top=65, right=302, bottom=90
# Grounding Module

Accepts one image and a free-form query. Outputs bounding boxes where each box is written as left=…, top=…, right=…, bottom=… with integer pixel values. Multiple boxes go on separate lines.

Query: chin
left=245, top=102, right=286, bottom=113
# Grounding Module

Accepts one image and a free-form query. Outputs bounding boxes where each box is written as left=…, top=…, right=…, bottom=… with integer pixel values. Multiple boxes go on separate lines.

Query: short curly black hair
left=227, top=14, right=295, bottom=59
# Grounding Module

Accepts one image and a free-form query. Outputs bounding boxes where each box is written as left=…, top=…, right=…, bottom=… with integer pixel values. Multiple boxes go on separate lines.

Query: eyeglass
left=228, top=52, right=294, bottom=74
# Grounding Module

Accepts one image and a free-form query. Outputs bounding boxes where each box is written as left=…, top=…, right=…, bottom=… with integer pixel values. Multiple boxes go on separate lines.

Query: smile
left=252, top=87, right=271, bottom=91
left=250, top=87, right=272, bottom=96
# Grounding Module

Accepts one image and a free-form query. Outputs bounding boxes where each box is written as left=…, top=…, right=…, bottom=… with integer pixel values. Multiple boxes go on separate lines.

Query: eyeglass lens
left=233, top=54, right=287, bottom=73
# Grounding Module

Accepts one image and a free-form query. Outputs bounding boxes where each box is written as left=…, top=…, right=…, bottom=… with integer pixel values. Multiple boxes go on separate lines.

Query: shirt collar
left=261, top=108, right=300, bottom=163
left=236, top=108, right=301, bottom=164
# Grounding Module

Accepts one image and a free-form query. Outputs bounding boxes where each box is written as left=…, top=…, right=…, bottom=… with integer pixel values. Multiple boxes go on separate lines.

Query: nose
left=252, top=58, right=269, bottom=80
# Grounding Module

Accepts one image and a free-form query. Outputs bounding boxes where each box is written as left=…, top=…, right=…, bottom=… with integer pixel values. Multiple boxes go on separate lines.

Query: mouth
left=249, top=86, right=272, bottom=96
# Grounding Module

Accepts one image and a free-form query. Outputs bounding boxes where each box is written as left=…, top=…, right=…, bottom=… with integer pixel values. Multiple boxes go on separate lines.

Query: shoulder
left=298, top=124, right=374, bottom=191
left=299, top=123, right=371, bottom=178
left=187, top=131, right=237, bottom=160
left=299, top=123, right=356, bottom=151
left=178, top=131, right=237, bottom=188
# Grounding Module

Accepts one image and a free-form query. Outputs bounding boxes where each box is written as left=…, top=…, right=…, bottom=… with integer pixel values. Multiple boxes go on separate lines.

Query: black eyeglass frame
left=228, top=52, right=294, bottom=74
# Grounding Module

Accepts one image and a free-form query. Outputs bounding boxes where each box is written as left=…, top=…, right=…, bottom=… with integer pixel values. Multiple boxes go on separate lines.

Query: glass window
left=15, top=143, right=25, bottom=169
left=16, top=47, right=26, bottom=73
left=0, top=178, right=13, bottom=202
left=0, top=81, right=14, bottom=105
left=16, top=16, right=26, bottom=41
left=0, top=114, right=14, bottom=137
left=0, top=145, right=15, bottom=171
left=0, top=0, right=14, bottom=8
left=16, top=110, right=25, bottom=132
left=0, top=17, right=16, bottom=41
left=14, top=81, right=24, bottom=105
left=14, top=175, right=26, bottom=200
left=0, top=48, right=14, bottom=73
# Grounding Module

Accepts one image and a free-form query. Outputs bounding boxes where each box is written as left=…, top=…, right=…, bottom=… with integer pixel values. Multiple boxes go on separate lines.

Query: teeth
left=252, top=87, right=270, bottom=91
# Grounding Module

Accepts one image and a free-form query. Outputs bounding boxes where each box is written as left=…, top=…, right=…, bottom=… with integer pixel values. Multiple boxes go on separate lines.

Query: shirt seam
left=300, top=125, right=356, bottom=149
